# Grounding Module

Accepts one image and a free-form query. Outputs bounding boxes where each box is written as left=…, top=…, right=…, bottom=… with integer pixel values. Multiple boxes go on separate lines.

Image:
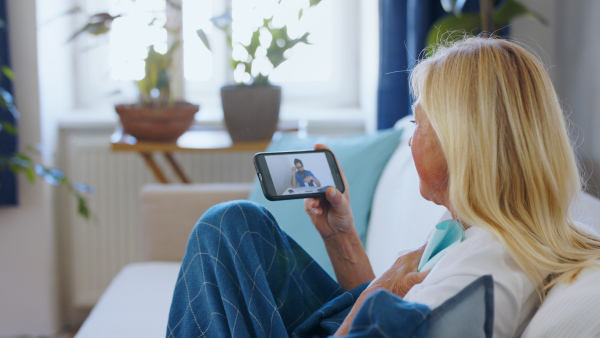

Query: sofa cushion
left=140, top=183, right=253, bottom=261
left=426, top=274, right=494, bottom=338
left=344, top=275, right=494, bottom=338
left=248, top=128, right=404, bottom=278
left=76, top=262, right=181, bottom=338
left=521, top=266, right=600, bottom=338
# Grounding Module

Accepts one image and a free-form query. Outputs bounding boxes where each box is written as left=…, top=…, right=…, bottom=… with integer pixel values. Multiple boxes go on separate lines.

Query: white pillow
left=365, top=115, right=448, bottom=276
left=571, top=191, right=600, bottom=235
left=522, top=266, right=600, bottom=337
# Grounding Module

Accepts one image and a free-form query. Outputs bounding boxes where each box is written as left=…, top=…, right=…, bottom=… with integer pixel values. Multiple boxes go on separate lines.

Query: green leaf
left=25, top=144, right=40, bottom=155
left=243, top=29, right=261, bottom=58
left=253, top=73, right=270, bottom=86
left=1, top=66, right=14, bottom=80
left=35, top=165, right=65, bottom=185
left=67, top=13, right=120, bottom=42
left=10, top=153, right=31, bottom=166
left=24, top=166, right=36, bottom=182
left=9, top=154, right=36, bottom=182
left=426, top=13, right=481, bottom=52
left=0, top=121, right=18, bottom=135
left=77, top=195, right=91, bottom=220
left=309, top=0, right=322, bottom=7
left=298, top=8, right=304, bottom=20
left=493, top=0, right=547, bottom=27
left=196, top=29, right=211, bottom=51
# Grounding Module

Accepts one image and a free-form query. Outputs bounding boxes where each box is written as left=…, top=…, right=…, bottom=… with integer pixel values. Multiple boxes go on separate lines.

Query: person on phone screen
left=291, top=158, right=321, bottom=188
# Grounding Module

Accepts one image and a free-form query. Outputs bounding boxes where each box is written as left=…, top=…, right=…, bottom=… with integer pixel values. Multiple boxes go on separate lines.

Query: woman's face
left=409, top=103, right=450, bottom=207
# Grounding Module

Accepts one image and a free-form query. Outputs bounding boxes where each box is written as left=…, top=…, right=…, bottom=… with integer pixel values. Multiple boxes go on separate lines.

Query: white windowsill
left=57, top=103, right=368, bottom=136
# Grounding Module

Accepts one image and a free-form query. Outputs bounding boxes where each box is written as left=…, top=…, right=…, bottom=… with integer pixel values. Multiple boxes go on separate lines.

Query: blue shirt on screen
left=295, top=170, right=317, bottom=187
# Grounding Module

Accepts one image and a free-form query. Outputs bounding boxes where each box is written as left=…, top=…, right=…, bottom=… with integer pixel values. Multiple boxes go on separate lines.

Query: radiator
left=61, top=132, right=257, bottom=308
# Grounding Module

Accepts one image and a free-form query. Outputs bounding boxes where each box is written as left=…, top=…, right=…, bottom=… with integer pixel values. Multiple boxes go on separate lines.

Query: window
left=72, top=0, right=364, bottom=120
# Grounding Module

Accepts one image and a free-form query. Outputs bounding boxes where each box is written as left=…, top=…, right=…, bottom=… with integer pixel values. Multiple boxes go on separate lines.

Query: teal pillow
left=248, top=128, right=404, bottom=278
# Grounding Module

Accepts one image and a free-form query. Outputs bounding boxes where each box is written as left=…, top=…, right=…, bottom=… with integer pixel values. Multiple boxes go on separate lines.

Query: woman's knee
left=192, top=200, right=277, bottom=239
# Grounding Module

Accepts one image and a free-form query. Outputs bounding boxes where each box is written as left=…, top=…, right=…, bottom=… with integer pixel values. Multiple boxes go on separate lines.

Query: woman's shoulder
left=449, top=226, right=529, bottom=285
left=409, top=225, right=531, bottom=296
left=405, top=225, right=539, bottom=337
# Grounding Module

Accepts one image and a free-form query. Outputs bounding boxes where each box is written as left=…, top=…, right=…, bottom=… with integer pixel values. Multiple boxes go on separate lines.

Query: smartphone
left=253, top=149, right=345, bottom=201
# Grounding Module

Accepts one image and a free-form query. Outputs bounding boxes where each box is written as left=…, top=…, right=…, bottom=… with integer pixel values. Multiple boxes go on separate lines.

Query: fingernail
left=330, top=189, right=337, bottom=198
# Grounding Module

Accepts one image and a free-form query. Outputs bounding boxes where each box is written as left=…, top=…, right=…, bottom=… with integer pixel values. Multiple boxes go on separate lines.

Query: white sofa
left=76, top=117, right=600, bottom=337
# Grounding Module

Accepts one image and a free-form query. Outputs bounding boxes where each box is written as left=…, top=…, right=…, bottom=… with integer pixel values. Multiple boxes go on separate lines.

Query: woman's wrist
left=323, top=229, right=362, bottom=263
left=324, top=229, right=375, bottom=290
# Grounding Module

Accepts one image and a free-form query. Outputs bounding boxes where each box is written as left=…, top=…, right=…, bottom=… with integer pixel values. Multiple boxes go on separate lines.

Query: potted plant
left=426, top=0, right=546, bottom=50
left=70, top=3, right=199, bottom=142
left=114, top=42, right=199, bottom=142
left=197, top=1, right=321, bottom=142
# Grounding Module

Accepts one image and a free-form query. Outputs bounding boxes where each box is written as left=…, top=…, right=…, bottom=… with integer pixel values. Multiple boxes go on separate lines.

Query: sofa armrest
left=140, top=183, right=253, bottom=262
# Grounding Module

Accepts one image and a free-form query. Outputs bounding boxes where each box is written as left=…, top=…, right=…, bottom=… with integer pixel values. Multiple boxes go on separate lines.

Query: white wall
left=511, top=0, right=600, bottom=197
left=0, top=0, right=58, bottom=336
left=552, top=1, right=600, bottom=196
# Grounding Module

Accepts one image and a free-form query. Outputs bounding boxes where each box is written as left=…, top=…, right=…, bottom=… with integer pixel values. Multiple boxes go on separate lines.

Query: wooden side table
left=110, top=125, right=295, bottom=183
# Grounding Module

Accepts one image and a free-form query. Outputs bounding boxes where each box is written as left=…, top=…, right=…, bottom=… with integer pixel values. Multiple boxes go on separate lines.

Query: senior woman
left=166, top=37, right=600, bottom=337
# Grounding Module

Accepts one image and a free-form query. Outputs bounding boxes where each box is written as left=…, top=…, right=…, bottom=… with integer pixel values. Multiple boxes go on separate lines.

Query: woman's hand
left=303, top=144, right=353, bottom=239
left=368, top=244, right=430, bottom=297
left=334, top=245, right=430, bottom=336
left=304, top=144, right=374, bottom=290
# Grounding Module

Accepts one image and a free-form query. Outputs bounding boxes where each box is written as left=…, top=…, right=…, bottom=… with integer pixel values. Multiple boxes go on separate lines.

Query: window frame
left=70, top=0, right=367, bottom=121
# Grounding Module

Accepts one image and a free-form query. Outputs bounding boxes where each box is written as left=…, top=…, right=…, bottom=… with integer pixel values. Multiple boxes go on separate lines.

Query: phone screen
left=253, top=149, right=344, bottom=201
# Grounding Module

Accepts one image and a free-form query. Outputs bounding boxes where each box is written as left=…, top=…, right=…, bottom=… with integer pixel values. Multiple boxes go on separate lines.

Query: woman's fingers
left=313, top=143, right=351, bottom=202
left=324, top=187, right=346, bottom=211
left=303, top=197, right=322, bottom=215
left=408, top=269, right=431, bottom=285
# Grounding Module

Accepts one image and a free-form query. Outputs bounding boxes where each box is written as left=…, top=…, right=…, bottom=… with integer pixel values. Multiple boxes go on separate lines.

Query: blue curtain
left=0, top=0, right=18, bottom=206
left=377, top=0, right=485, bottom=130
left=377, top=0, right=445, bottom=130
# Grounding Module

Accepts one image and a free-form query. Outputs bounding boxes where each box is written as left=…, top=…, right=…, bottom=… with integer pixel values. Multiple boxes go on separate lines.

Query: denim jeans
left=166, top=200, right=370, bottom=337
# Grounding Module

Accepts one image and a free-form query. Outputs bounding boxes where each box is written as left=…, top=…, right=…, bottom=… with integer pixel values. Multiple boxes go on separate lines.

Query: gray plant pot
left=221, top=85, right=281, bottom=142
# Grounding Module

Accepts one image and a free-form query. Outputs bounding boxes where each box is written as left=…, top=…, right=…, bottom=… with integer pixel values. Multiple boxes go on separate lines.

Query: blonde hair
left=410, top=36, right=600, bottom=296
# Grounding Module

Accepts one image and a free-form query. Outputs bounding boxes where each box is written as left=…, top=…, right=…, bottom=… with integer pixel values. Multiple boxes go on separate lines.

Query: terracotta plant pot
left=115, top=102, right=199, bottom=142
left=221, top=85, right=281, bottom=142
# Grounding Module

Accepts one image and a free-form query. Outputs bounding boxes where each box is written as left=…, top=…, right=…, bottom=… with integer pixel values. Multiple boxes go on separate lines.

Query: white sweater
left=403, top=226, right=538, bottom=337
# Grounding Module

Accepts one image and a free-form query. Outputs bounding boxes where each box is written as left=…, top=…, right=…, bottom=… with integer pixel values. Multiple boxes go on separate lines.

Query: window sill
left=57, top=103, right=367, bottom=136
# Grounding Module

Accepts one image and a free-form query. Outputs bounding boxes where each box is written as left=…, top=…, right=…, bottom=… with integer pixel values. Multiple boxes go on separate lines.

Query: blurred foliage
left=426, top=0, right=546, bottom=54
left=136, top=43, right=179, bottom=107
left=68, top=1, right=182, bottom=107
left=197, top=0, right=322, bottom=86
left=0, top=50, right=94, bottom=219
